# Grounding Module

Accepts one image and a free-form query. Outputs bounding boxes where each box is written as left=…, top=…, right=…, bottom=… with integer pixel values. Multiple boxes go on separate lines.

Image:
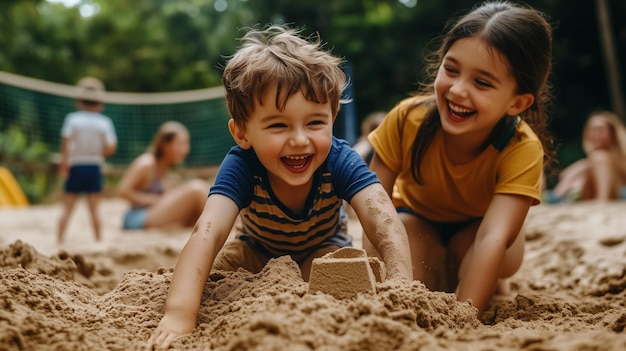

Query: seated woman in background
left=118, top=121, right=210, bottom=229
left=549, top=110, right=626, bottom=202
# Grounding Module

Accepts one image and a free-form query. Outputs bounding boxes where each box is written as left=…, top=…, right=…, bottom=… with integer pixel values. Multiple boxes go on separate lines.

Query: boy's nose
left=289, top=129, right=310, bottom=147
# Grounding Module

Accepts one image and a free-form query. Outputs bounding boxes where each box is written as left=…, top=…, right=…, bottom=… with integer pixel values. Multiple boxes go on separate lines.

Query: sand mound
left=0, top=244, right=479, bottom=350
left=0, top=200, right=625, bottom=350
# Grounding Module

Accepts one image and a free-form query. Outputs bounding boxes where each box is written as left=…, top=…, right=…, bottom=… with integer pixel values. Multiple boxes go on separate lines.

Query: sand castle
left=308, top=247, right=386, bottom=299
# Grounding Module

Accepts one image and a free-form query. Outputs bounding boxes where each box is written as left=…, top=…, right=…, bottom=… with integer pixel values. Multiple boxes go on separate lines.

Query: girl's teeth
left=449, top=104, right=473, bottom=114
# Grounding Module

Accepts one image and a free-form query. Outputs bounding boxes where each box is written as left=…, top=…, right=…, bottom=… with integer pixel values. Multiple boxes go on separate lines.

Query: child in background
left=352, top=111, right=386, bottom=164
left=117, top=121, right=210, bottom=230
left=57, top=77, right=117, bottom=244
left=548, top=110, right=626, bottom=202
left=149, top=25, right=412, bottom=348
left=363, top=1, right=555, bottom=318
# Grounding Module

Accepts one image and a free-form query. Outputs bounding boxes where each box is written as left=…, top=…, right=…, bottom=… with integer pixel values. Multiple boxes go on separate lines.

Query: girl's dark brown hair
left=408, top=1, right=556, bottom=184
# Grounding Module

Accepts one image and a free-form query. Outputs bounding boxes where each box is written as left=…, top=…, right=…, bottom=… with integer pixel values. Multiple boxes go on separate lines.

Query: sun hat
left=75, top=76, right=105, bottom=103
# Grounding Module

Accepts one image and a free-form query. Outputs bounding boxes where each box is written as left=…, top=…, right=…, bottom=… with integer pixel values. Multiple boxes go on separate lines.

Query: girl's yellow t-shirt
left=369, top=97, right=543, bottom=222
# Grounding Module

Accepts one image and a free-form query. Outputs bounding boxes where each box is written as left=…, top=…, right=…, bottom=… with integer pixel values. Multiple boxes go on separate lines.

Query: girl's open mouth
left=448, top=102, right=476, bottom=121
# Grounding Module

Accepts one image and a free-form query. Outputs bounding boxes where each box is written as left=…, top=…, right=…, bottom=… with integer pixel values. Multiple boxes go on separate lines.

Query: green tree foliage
left=0, top=0, right=251, bottom=91
left=0, top=0, right=624, bottom=168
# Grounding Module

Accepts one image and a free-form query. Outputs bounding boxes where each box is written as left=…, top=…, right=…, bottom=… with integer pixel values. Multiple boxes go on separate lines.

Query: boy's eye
left=268, top=123, right=287, bottom=129
left=308, top=120, right=326, bottom=126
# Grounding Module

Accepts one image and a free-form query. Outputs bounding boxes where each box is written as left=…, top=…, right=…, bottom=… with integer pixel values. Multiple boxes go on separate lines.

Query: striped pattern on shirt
left=240, top=172, right=342, bottom=256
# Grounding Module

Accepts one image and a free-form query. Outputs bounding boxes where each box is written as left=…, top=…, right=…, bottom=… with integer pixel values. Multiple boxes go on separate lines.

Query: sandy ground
left=0, top=198, right=625, bottom=350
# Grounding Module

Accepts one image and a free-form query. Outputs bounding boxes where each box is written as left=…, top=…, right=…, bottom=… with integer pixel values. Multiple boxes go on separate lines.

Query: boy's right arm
left=352, top=153, right=412, bottom=280
left=148, top=194, right=239, bottom=349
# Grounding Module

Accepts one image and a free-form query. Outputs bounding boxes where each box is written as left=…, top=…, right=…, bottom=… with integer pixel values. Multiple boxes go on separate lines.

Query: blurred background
left=0, top=0, right=624, bottom=203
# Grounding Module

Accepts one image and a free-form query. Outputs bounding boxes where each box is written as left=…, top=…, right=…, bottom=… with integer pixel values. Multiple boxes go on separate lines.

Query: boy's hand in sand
left=148, top=310, right=196, bottom=349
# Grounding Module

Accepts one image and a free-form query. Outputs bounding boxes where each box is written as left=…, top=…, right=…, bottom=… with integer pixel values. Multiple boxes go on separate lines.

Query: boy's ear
left=228, top=119, right=251, bottom=149
left=507, top=93, right=535, bottom=116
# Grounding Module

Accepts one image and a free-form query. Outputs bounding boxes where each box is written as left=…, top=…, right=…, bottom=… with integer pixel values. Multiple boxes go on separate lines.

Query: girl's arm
left=149, top=194, right=239, bottom=349
left=552, top=159, right=588, bottom=197
left=368, top=153, right=397, bottom=195
left=455, top=193, right=532, bottom=317
left=117, top=154, right=161, bottom=207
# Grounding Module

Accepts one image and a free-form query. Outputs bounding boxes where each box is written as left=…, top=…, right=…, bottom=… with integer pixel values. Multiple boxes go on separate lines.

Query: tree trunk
left=596, top=0, right=625, bottom=122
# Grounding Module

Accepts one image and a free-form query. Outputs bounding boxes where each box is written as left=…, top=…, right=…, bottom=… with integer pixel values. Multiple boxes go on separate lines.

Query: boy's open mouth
left=281, top=154, right=313, bottom=171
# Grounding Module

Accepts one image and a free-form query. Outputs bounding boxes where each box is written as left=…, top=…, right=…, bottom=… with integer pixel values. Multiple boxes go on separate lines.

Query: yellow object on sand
left=0, top=167, right=29, bottom=207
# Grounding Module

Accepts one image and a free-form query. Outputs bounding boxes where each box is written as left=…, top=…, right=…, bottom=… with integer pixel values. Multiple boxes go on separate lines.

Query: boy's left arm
left=103, top=144, right=117, bottom=158
left=59, top=137, right=69, bottom=178
left=349, top=183, right=412, bottom=280
left=455, top=193, right=532, bottom=316
left=102, top=118, right=117, bottom=158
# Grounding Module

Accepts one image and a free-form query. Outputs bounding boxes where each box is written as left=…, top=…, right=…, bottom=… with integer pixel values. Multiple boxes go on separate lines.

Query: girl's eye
left=476, top=79, right=493, bottom=88
left=308, top=120, right=326, bottom=126
left=443, top=65, right=458, bottom=74
left=268, top=123, right=287, bottom=129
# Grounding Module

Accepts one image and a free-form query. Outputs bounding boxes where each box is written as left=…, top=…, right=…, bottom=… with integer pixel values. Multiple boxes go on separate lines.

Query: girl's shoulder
left=388, top=95, right=435, bottom=129
left=516, top=118, right=542, bottom=144
left=120, top=153, right=155, bottom=187
left=395, top=95, right=434, bottom=110
left=130, top=153, right=156, bottom=172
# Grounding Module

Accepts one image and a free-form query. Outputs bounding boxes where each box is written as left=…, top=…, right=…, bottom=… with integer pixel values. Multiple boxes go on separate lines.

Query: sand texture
left=0, top=198, right=625, bottom=350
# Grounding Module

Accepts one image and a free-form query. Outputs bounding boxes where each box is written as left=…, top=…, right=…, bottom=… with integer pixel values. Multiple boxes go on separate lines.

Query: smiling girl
left=363, top=1, right=556, bottom=318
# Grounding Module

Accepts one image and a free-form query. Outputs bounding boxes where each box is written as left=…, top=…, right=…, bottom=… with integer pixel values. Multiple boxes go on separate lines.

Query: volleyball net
left=0, top=71, right=235, bottom=169
left=0, top=70, right=357, bottom=168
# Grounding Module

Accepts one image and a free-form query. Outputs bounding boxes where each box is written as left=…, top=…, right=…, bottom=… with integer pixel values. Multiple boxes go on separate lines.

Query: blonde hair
left=222, top=25, right=346, bottom=129
left=149, top=121, right=189, bottom=159
left=582, top=110, right=626, bottom=156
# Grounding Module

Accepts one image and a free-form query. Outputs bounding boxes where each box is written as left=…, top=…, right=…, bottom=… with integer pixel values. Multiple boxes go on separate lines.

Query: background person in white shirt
left=57, top=77, right=117, bottom=244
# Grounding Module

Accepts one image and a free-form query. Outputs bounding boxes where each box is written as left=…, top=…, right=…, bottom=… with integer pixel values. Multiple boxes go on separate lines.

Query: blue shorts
left=64, top=165, right=102, bottom=194
left=123, top=208, right=147, bottom=230
left=397, top=207, right=481, bottom=247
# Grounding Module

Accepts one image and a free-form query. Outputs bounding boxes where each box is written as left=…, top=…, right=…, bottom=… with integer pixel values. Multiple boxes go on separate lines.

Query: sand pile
left=0, top=199, right=625, bottom=350
left=0, top=242, right=478, bottom=350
